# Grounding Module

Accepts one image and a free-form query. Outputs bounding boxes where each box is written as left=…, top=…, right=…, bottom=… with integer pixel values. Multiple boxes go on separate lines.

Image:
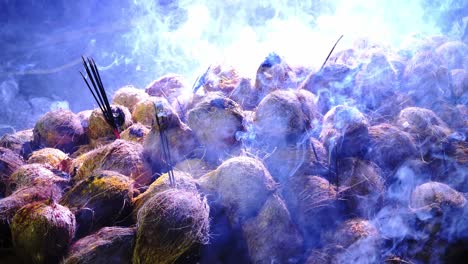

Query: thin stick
left=154, top=104, right=175, bottom=187
left=320, top=35, right=344, bottom=71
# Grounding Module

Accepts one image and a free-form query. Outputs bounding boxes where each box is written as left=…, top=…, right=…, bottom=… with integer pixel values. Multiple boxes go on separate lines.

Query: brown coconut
left=174, top=158, right=215, bottom=179
left=320, top=105, right=370, bottom=159
left=0, top=129, right=34, bottom=158
left=74, top=139, right=152, bottom=188
left=199, top=156, right=276, bottom=224
left=27, top=147, right=68, bottom=169
left=132, top=97, right=173, bottom=127
left=112, top=85, right=149, bottom=112
left=60, top=171, right=134, bottom=238
left=76, top=110, right=93, bottom=136
left=228, top=77, right=258, bottom=110
left=145, top=74, right=185, bottom=104
left=367, top=123, right=418, bottom=172
left=87, top=105, right=132, bottom=141
left=451, top=69, right=467, bottom=100
left=0, top=147, right=24, bottom=197
left=430, top=100, right=466, bottom=133
left=435, top=41, right=467, bottom=70
left=11, top=201, right=75, bottom=264
left=120, top=123, right=150, bottom=144
left=299, top=64, right=354, bottom=96
left=63, top=226, right=135, bottom=264
left=133, top=189, right=210, bottom=264
left=33, top=109, right=86, bottom=153
left=187, top=93, right=244, bottom=163
left=242, top=194, right=304, bottom=264
left=201, top=64, right=242, bottom=96
left=254, top=53, right=297, bottom=99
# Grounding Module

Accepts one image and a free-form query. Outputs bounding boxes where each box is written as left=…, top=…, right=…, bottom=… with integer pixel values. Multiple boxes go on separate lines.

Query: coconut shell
left=120, top=123, right=150, bottom=144
left=27, top=147, right=68, bottom=169
left=242, top=194, right=304, bottom=264
left=187, top=93, right=244, bottom=163
left=63, top=226, right=135, bottom=264
left=60, top=171, right=134, bottom=238
left=0, top=129, right=34, bottom=158
left=0, top=147, right=24, bottom=197
left=133, top=189, right=210, bottom=264
left=74, top=139, right=152, bottom=188
left=33, top=109, right=85, bottom=153
left=112, top=85, right=149, bottom=112
left=11, top=201, right=75, bottom=264
left=145, top=74, right=185, bottom=104
left=87, top=105, right=132, bottom=141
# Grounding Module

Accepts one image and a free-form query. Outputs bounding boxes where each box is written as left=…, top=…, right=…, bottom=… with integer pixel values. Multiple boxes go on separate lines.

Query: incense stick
left=154, top=103, right=176, bottom=187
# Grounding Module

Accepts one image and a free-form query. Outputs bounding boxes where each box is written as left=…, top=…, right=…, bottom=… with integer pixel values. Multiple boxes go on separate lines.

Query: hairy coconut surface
left=201, top=65, right=242, bottom=96
left=63, top=226, right=135, bottom=264
left=120, top=123, right=150, bottom=144
left=87, top=105, right=132, bottom=141
left=0, top=147, right=24, bottom=197
left=174, top=158, right=215, bottom=179
left=0, top=129, right=34, bottom=158
left=60, top=171, right=134, bottom=238
left=133, top=189, right=210, bottom=264
left=74, top=139, right=152, bottom=188
left=242, top=194, right=304, bottom=264
left=187, top=93, right=244, bottom=163
left=410, top=181, right=466, bottom=217
left=11, top=201, right=75, bottom=264
left=228, top=77, right=257, bottom=110
left=112, top=85, right=149, bottom=112
left=76, top=110, right=92, bottom=136
left=132, top=97, right=175, bottom=127
left=254, top=53, right=297, bottom=99
left=33, top=109, right=85, bottom=154
left=27, top=147, right=68, bottom=168
left=199, top=156, right=276, bottom=223
left=450, top=69, right=467, bottom=101
left=145, top=74, right=185, bottom=104
left=435, top=41, right=467, bottom=70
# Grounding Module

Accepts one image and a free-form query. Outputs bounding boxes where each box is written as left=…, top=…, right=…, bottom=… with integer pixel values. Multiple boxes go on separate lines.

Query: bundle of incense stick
left=154, top=102, right=176, bottom=187
left=80, top=56, right=121, bottom=139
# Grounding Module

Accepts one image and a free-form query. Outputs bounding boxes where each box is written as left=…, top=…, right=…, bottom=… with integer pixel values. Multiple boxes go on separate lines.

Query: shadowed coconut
left=120, top=123, right=150, bottom=144
left=450, top=69, right=467, bottom=101
left=174, top=158, right=215, bottom=179
left=33, top=109, right=85, bottom=153
left=0, top=147, right=24, bottom=197
left=87, top=105, right=132, bottom=141
left=228, top=77, right=257, bottom=110
left=133, top=189, right=210, bottom=264
left=242, top=194, right=304, bottom=264
left=74, top=139, right=152, bottom=188
left=60, top=171, right=134, bottom=238
left=112, top=85, right=149, bottom=112
left=187, top=93, right=244, bottom=164
left=63, top=226, right=135, bottom=264
left=11, top=201, right=75, bottom=264
left=27, top=147, right=68, bottom=169
left=0, top=129, right=34, bottom=158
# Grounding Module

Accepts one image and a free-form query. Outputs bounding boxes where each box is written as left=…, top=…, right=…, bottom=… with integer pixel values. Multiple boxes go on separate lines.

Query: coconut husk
left=187, top=93, right=244, bottom=164
left=132, top=97, right=175, bottom=127
left=112, top=85, right=149, bottom=112
left=11, top=201, right=75, bottom=264
left=27, top=147, right=68, bottom=169
left=320, top=105, right=370, bottom=159
left=0, top=147, right=24, bottom=197
left=0, top=129, right=34, bottom=158
left=299, top=64, right=355, bottom=96
left=63, top=226, right=135, bottom=264
left=254, top=53, right=297, bottom=99
left=430, top=140, right=468, bottom=192
left=198, top=156, right=276, bottom=224
left=336, top=158, right=385, bottom=217
left=367, top=123, right=417, bottom=173
left=435, top=41, right=467, bottom=70
left=120, top=123, right=150, bottom=144
left=133, top=189, right=210, bottom=264
left=33, top=109, right=86, bottom=154
left=145, top=74, right=185, bottom=104
left=228, top=77, right=257, bottom=110
left=201, top=65, right=242, bottom=96
left=242, top=194, right=304, bottom=264
left=87, top=105, right=132, bottom=141
left=74, top=139, right=152, bottom=188
left=174, top=158, right=215, bottom=179
left=304, top=250, right=332, bottom=264
left=60, top=171, right=134, bottom=238
left=430, top=100, right=466, bottom=133
left=450, top=69, right=467, bottom=100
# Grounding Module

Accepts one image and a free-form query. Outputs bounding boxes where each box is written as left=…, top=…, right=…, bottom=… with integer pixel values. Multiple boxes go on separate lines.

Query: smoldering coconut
left=228, top=77, right=257, bottom=110
left=63, top=226, right=135, bottom=264
left=74, top=139, right=152, bottom=188
left=145, top=74, right=185, bottom=104
left=27, top=147, right=68, bottom=169
left=112, top=85, right=149, bottom=112
left=199, top=156, right=276, bottom=223
left=120, top=123, right=150, bottom=144
left=174, top=158, right=215, bottom=179
left=60, top=171, right=134, bottom=238
left=133, top=189, right=210, bottom=264
left=0, top=147, right=24, bottom=197
left=187, top=93, right=244, bottom=163
left=0, top=129, right=34, bottom=158
left=11, top=201, right=76, bottom=264
left=87, top=105, right=132, bottom=141
left=242, top=194, right=304, bottom=264
left=320, top=105, right=370, bottom=159
left=200, top=64, right=242, bottom=96
left=435, top=41, right=467, bottom=70
left=254, top=53, right=297, bottom=99
left=33, top=109, right=86, bottom=153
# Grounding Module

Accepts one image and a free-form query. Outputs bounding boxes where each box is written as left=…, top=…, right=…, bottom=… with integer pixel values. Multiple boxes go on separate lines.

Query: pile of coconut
left=0, top=35, right=467, bottom=264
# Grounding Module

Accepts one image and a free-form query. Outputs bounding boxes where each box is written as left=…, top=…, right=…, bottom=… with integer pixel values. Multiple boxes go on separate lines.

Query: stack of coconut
left=0, top=35, right=467, bottom=264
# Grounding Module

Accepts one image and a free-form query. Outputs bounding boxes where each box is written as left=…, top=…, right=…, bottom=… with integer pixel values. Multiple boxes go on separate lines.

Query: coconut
left=132, top=97, right=172, bottom=127
left=87, top=105, right=132, bottom=141
left=228, top=77, right=257, bottom=110
left=367, top=123, right=417, bottom=173
left=145, top=74, right=185, bottom=104
left=451, top=69, right=467, bottom=101
left=0, top=129, right=34, bottom=158
left=300, top=63, right=355, bottom=96
left=11, top=201, right=75, bottom=264
left=120, top=123, right=150, bottom=144
left=27, top=147, right=68, bottom=169
left=33, top=109, right=85, bottom=153
left=76, top=110, right=92, bottom=136
left=0, top=147, right=24, bottom=197
left=133, top=189, right=210, bottom=264
left=60, top=171, right=134, bottom=238
left=201, top=64, right=242, bottom=96
left=74, top=139, right=152, bottom=188
left=242, top=194, right=304, bottom=264
left=198, top=156, right=276, bottom=224
left=336, top=158, right=385, bottom=217
left=320, top=105, right=370, bottom=159
left=430, top=100, right=466, bottom=133
left=174, top=158, right=215, bottom=179
left=304, top=250, right=331, bottom=264
left=435, top=41, right=467, bottom=70
left=254, top=53, right=297, bottom=99
left=63, top=226, right=135, bottom=264
left=112, top=85, right=149, bottom=112
left=187, top=93, right=244, bottom=163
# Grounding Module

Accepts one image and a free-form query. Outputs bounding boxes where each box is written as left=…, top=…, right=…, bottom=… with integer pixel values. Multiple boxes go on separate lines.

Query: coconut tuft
left=87, top=105, right=132, bottom=141
left=112, top=85, right=149, bottom=112
left=133, top=189, right=210, bottom=264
